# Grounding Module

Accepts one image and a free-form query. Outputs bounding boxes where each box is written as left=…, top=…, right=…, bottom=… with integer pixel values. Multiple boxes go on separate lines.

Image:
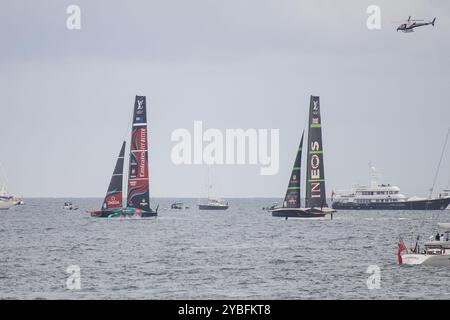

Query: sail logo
left=138, top=128, right=147, bottom=150
left=135, top=99, right=145, bottom=121
left=313, top=100, right=319, bottom=110
left=310, top=141, right=322, bottom=198
left=171, top=121, right=279, bottom=175
left=312, top=100, right=320, bottom=116
left=287, top=196, right=297, bottom=206
left=129, top=180, right=138, bottom=187
left=139, top=152, right=146, bottom=177
left=107, top=195, right=120, bottom=206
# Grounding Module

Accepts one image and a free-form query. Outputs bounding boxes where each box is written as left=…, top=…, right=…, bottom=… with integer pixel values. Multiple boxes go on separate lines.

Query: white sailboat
left=0, top=163, right=22, bottom=210
left=0, top=184, right=16, bottom=210
left=198, top=166, right=228, bottom=210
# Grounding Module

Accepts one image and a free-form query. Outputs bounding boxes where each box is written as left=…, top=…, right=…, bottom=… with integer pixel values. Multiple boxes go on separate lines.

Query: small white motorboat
left=398, top=223, right=450, bottom=266
left=171, top=202, right=184, bottom=210
left=262, top=202, right=279, bottom=212
left=63, top=202, right=79, bottom=210
left=14, top=199, right=25, bottom=205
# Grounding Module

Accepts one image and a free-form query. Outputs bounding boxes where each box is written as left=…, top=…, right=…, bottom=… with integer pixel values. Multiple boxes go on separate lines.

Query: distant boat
left=0, top=184, right=17, bottom=210
left=333, top=127, right=450, bottom=210
left=332, top=168, right=450, bottom=210
left=91, top=96, right=158, bottom=218
left=262, top=202, right=279, bottom=211
left=171, top=202, right=183, bottom=210
left=198, top=198, right=229, bottom=210
left=198, top=166, right=228, bottom=211
left=272, top=95, right=335, bottom=219
left=0, top=165, right=21, bottom=210
left=398, top=223, right=450, bottom=266
left=63, top=202, right=78, bottom=210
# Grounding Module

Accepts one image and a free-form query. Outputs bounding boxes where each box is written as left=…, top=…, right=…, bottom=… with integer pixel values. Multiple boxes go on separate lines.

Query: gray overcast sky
left=0, top=0, right=449, bottom=198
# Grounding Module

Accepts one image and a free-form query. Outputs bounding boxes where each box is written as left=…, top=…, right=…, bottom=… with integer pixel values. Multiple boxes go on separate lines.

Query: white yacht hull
left=0, top=200, right=16, bottom=210
left=401, top=253, right=450, bottom=266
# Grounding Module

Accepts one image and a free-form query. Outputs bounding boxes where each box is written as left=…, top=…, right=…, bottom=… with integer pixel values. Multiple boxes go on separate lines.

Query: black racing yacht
left=271, top=95, right=335, bottom=219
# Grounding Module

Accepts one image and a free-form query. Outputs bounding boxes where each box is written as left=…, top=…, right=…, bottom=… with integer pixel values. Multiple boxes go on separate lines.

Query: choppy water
left=0, top=198, right=449, bottom=299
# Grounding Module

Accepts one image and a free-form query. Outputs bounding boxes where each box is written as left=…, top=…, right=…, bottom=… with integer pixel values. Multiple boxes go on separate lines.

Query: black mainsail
left=283, top=132, right=304, bottom=208
left=127, top=95, right=152, bottom=213
left=305, top=95, right=328, bottom=208
left=101, top=141, right=126, bottom=211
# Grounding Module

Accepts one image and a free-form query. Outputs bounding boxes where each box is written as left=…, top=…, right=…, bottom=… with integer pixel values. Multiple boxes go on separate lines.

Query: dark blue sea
left=1, top=198, right=449, bottom=299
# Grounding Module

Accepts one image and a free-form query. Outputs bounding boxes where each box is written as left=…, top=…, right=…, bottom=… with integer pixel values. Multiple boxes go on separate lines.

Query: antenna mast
left=429, top=127, right=450, bottom=198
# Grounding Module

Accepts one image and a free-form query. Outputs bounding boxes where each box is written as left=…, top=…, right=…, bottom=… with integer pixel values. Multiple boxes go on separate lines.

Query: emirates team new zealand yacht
left=271, top=95, right=336, bottom=219
left=90, top=96, right=158, bottom=218
left=332, top=167, right=450, bottom=210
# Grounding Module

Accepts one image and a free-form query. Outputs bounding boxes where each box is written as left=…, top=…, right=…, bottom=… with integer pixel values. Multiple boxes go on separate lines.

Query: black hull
left=198, top=205, right=229, bottom=210
left=91, top=209, right=158, bottom=218
left=141, top=211, right=158, bottom=217
left=271, top=208, right=325, bottom=218
left=332, top=197, right=450, bottom=210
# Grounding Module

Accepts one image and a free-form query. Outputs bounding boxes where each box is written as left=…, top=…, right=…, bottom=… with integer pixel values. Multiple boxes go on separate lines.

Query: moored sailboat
left=198, top=166, right=229, bottom=210
left=0, top=189, right=16, bottom=210
left=91, top=96, right=158, bottom=218
left=271, top=95, right=335, bottom=219
left=198, top=198, right=229, bottom=210
left=0, top=182, right=21, bottom=210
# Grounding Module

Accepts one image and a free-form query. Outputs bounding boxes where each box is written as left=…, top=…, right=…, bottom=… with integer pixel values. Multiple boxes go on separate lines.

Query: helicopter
left=396, top=16, right=436, bottom=32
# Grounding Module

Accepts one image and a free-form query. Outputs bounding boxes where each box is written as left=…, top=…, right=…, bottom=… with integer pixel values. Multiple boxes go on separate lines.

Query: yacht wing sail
left=305, top=95, right=328, bottom=208
left=127, top=95, right=151, bottom=212
left=102, top=141, right=126, bottom=210
left=283, top=131, right=304, bottom=208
